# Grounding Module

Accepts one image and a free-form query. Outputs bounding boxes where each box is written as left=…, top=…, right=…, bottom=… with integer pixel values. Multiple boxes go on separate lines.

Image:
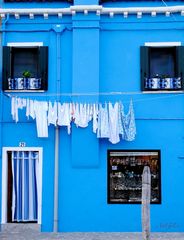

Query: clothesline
left=11, top=97, right=136, bottom=144
left=4, top=91, right=184, bottom=98
left=5, top=91, right=145, bottom=97
left=5, top=91, right=184, bottom=104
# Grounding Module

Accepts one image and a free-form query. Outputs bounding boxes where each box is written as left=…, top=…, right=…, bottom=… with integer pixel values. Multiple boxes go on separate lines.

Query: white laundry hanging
left=97, top=103, right=110, bottom=139
left=11, top=97, right=27, bottom=123
left=48, top=101, right=58, bottom=126
left=119, top=100, right=136, bottom=141
left=10, top=97, right=136, bottom=143
left=92, top=103, right=98, bottom=134
left=11, top=97, right=17, bottom=122
left=57, top=102, right=71, bottom=134
left=29, top=99, right=36, bottom=120
left=34, top=101, right=49, bottom=138
left=108, top=102, right=120, bottom=144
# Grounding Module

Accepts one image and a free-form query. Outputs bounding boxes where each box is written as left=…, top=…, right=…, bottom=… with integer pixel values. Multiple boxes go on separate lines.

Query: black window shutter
left=176, top=46, right=184, bottom=90
left=38, top=46, right=48, bottom=90
left=2, top=46, right=12, bottom=90
left=140, top=46, right=149, bottom=91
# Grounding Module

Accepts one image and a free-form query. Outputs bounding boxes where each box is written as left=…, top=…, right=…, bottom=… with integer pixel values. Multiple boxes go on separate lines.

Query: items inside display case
left=108, top=150, right=161, bottom=204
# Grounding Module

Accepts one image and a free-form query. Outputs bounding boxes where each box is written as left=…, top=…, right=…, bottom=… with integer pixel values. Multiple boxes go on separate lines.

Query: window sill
left=4, top=90, right=45, bottom=93
left=142, top=90, right=184, bottom=94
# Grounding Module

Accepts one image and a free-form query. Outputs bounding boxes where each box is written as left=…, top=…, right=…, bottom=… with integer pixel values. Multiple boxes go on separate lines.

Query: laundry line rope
left=4, top=91, right=146, bottom=97
left=4, top=91, right=184, bottom=104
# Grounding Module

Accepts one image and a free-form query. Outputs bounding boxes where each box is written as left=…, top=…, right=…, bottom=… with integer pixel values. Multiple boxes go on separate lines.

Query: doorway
left=1, top=147, right=42, bottom=224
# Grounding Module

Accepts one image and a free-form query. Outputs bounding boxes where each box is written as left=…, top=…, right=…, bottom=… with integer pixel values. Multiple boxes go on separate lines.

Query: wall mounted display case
left=108, top=150, right=161, bottom=204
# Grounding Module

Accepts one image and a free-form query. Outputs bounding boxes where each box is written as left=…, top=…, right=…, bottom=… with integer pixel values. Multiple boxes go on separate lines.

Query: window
left=3, top=46, right=48, bottom=91
left=108, top=150, right=161, bottom=204
left=140, top=46, right=184, bottom=91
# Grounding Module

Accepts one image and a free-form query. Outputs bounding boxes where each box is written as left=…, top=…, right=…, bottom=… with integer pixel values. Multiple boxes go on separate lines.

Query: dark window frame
left=2, top=46, right=48, bottom=91
left=140, top=46, right=184, bottom=92
left=107, top=149, right=161, bottom=204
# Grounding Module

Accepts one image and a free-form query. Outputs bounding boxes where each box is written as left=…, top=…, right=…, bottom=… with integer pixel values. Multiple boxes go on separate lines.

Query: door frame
left=1, top=147, right=43, bottom=224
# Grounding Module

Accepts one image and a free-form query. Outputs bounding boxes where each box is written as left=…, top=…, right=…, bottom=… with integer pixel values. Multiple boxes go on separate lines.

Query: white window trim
left=145, top=42, right=181, bottom=47
left=7, top=42, right=43, bottom=47
left=1, top=147, right=43, bottom=225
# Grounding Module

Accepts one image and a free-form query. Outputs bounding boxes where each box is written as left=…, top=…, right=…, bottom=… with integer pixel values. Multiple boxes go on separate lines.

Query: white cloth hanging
left=26, top=98, right=30, bottom=119
left=29, top=100, right=36, bottom=120
left=11, top=97, right=27, bottom=123
left=34, top=101, right=48, bottom=137
left=57, top=102, right=71, bottom=134
left=97, top=103, right=110, bottom=138
left=78, top=103, right=89, bottom=128
left=10, top=97, right=136, bottom=143
left=73, top=103, right=80, bottom=127
left=92, top=103, right=98, bottom=134
left=11, top=97, right=17, bottom=122
left=125, top=99, right=136, bottom=141
left=119, top=100, right=136, bottom=141
left=108, top=102, right=120, bottom=144
left=48, top=101, right=58, bottom=126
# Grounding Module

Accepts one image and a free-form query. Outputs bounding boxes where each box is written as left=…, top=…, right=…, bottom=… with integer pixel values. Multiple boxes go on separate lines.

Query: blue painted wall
left=1, top=0, right=184, bottom=233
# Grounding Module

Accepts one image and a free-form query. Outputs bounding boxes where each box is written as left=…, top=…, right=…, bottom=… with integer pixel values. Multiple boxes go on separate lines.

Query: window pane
left=150, top=47, right=176, bottom=78
left=108, top=150, right=161, bottom=204
left=12, top=48, right=38, bottom=78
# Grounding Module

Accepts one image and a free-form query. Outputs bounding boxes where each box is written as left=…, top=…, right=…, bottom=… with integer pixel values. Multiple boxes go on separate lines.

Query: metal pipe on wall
left=53, top=126, right=59, bottom=232
left=53, top=27, right=62, bottom=233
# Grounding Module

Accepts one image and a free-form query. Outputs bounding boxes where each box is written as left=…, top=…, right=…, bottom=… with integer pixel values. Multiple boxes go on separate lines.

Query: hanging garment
left=47, top=101, right=58, bottom=126
left=11, top=97, right=26, bottom=123
left=57, top=102, right=71, bottom=134
left=17, top=98, right=26, bottom=110
left=118, top=102, right=126, bottom=139
left=73, top=103, right=91, bottom=128
left=10, top=97, right=136, bottom=143
left=34, top=101, right=48, bottom=137
left=87, top=103, right=93, bottom=122
left=26, top=98, right=30, bottom=119
left=11, top=97, right=18, bottom=122
left=11, top=151, right=38, bottom=222
left=70, top=103, right=75, bottom=121
left=119, top=100, right=136, bottom=141
left=97, top=103, right=110, bottom=138
left=73, top=103, right=80, bottom=127
left=29, top=100, right=36, bottom=120
left=78, top=103, right=89, bottom=128
left=126, top=99, right=136, bottom=141
left=108, top=102, right=120, bottom=144
left=92, top=103, right=98, bottom=134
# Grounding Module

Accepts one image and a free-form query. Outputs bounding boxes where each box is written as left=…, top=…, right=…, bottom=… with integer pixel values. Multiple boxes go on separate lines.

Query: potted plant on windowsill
left=22, top=70, right=41, bottom=90
left=22, top=70, right=32, bottom=89
left=23, top=70, right=31, bottom=78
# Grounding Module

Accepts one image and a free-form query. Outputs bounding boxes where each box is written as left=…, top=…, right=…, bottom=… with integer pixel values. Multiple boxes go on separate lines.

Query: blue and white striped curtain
left=11, top=151, right=39, bottom=222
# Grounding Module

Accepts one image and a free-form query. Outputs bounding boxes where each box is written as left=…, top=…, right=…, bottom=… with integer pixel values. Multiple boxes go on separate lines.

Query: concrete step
left=1, top=223, right=40, bottom=233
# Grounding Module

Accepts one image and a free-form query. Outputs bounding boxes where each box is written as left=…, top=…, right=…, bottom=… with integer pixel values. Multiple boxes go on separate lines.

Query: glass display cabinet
left=108, top=150, right=161, bottom=204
